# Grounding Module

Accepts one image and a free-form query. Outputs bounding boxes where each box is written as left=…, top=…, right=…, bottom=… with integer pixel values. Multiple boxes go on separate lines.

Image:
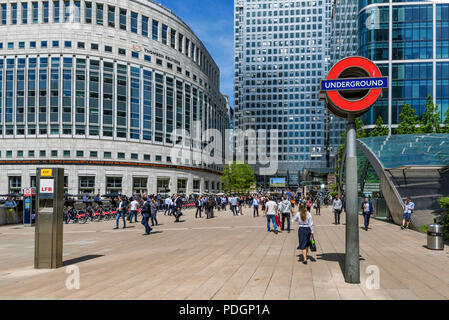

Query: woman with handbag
left=293, top=204, right=315, bottom=265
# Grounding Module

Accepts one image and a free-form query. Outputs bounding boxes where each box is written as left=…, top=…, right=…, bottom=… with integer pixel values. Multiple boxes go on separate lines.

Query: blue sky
left=158, top=0, right=234, bottom=108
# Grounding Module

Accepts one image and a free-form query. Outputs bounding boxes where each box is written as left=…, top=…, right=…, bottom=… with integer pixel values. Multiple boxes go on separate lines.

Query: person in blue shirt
left=401, top=198, right=415, bottom=230
left=252, top=197, right=260, bottom=217
left=361, top=197, right=375, bottom=231
left=82, top=194, right=89, bottom=209
left=4, top=197, right=17, bottom=211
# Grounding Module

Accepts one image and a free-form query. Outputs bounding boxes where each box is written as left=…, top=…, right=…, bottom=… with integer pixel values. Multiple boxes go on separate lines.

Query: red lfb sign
left=24, top=188, right=32, bottom=196
left=322, top=56, right=385, bottom=118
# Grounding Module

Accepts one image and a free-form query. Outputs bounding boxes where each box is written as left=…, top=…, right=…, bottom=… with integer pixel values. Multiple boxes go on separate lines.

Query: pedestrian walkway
left=0, top=205, right=448, bottom=300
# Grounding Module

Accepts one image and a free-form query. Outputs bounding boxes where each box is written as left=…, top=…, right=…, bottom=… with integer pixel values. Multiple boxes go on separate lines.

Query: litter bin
left=427, top=223, right=444, bottom=250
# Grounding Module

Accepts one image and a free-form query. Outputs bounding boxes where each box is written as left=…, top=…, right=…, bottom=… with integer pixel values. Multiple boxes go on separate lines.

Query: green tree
left=395, top=104, right=418, bottom=134
left=370, top=115, right=389, bottom=137
left=443, top=108, right=449, bottom=134
left=220, top=163, right=256, bottom=194
left=419, top=95, right=441, bottom=133
left=439, top=197, right=449, bottom=240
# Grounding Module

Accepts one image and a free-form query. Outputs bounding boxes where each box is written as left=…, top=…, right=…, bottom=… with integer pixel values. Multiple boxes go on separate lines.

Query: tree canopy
left=220, top=163, right=256, bottom=194
left=395, top=104, right=419, bottom=135
left=419, top=95, right=441, bottom=133
left=370, top=115, right=389, bottom=137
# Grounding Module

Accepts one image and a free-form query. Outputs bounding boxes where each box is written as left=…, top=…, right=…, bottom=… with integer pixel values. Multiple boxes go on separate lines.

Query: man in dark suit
left=361, top=197, right=375, bottom=231
left=195, top=197, right=203, bottom=218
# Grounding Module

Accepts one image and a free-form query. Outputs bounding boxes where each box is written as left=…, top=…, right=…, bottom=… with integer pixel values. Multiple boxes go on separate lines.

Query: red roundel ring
left=327, top=56, right=382, bottom=113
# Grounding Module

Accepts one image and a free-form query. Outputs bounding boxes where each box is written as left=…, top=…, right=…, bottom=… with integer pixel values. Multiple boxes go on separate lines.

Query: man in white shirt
left=332, top=195, right=343, bottom=225
left=164, top=196, right=172, bottom=215
left=279, top=197, right=293, bottom=232
left=128, top=197, right=140, bottom=223
left=264, top=197, right=278, bottom=233
left=230, top=195, right=238, bottom=216
left=401, top=197, right=415, bottom=230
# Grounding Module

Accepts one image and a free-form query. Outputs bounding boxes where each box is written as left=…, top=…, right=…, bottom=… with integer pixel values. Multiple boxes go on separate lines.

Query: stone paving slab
left=0, top=205, right=448, bottom=300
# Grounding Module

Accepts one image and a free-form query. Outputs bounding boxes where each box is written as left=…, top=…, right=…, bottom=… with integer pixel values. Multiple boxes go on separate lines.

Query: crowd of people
left=62, top=190, right=417, bottom=264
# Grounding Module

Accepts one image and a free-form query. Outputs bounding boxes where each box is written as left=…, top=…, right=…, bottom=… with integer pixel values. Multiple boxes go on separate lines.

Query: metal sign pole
left=344, top=116, right=360, bottom=283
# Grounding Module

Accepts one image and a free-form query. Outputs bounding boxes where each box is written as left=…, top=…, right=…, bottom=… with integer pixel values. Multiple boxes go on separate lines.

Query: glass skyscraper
left=234, top=0, right=333, bottom=188
left=357, top=0, right=449, bottom=129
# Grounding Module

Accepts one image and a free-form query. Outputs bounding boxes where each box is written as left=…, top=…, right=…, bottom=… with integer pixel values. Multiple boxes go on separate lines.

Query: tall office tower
left=327, top=0, right=359, bottom=162
left=234, top=0, right=333, bottom=189
left=358, top=0, right=449, bottom=130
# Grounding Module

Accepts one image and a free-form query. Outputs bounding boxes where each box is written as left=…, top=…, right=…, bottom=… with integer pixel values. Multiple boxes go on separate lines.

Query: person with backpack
left=279, top=197, right=293, bottom=232
left=140, top=196, right=152, bottom=235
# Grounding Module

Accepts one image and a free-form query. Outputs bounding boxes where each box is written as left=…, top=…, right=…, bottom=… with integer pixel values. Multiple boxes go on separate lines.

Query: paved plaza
left=0, top=205, right=448, bottom=300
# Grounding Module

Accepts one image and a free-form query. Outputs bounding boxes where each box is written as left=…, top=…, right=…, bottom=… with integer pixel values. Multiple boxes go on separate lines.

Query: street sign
left=321, top=77, right=388, bottom=91
left=320, top=56, right=387, bottom=119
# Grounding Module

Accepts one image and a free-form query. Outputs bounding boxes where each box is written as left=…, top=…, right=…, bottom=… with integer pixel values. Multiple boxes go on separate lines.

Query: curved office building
left=0, top=0, right=230, bottom=196
left=358, top=0, right=449, bottom=128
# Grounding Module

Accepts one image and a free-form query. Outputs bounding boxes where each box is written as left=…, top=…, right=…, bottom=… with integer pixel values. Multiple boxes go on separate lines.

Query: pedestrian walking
left=150, top=198, right=158, bottom=226
left=253, top=197, right=260, bottom=217
left=164, top=196, right=172, bottom=215
left=332, top=195, right=343, bottom=225
left=140, top=196, right=152, bottom=235
left=206, top=197, right=214, bottom=219
left=293, top=204, right=314, bottom=264
left=401, top=197, right=414, bottom=230
left=306, top=196, right=312, bottom=213
left=264, top=197, right=278, bottom=233
left=230, top=195, right=238, bottom=216
left=279, top=197, right=293, bottom=232
left=114, top=195, right=127, bottom=229
left=195, top=197, right=203, bottom=218
left=129, top=197, right=139, bottom=223
left=361, top=197, right=375, bottom=231
left=315, top=198, right=321, bottom=215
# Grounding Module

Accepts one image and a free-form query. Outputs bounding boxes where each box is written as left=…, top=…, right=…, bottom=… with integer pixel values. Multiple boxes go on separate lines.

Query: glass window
left=108, top=5, right=115, bottom=27
left=77, top=41, right=85, bottom=48
left=96, top=3, right=103, bottom=25
left=22, top=3, right=28, bottom=24
left=53, top=0, right=60, bottom=22
left=9, top=176, right=22, bottom=193
left=51, top=150, right=58, bottom=157
left=117, top=152, right=125, bottom=159
left=105, top=45, right=112, bottom=52
left=64, top=41, right=71, bottom=48
left=11, top=3, right=17, bottom=25
left=52, top=40, right=59, bottom=47
left=104, top=152, right=111, bottom=159
left=118, top=48, right=126, bottom=55
left=91, top=43, right=98, bottom=50
left=76, top=150, right=84, bottom=157
left=119, top=8, right=126, bottom=30
left=43, top=2, right=49, bottom=23
left=131, top=12, right=138, bottom=33
left=74, top=1, right=80, bottom=22
left=40, top=150, right=46, bottom=157
left=63, top=150, right=70, bottom=157
left=79, top=176, right=95, bottom=194
left=152, top=20, right=159, bottom=41
left=133, top=177, right=147, bottom=195
left=162, top=24, right=168, bottom=44
left=64, top=0, right=71, bottom=22
left=85, top=2, right=92, bottom=23
left=106, top=177, right=122, bottom=193
left=142, top=16, right=148, bottom=37
left=30, top=41, right=36, bottom=48
left=132, top=51, right=139, bottom=59
left=41, top=41, right=47, bottom=48
left=90, top=151, right=97, bottom=158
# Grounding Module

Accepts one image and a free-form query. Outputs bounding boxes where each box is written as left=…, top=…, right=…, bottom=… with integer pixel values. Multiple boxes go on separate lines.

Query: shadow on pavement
left=315, top=253, right=365, bottom=275
left=63, top=254, right=104, bottom=266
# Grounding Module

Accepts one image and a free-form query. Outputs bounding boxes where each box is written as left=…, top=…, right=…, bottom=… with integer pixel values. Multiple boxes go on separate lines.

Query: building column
left=148, top=174, right=157, bottom=195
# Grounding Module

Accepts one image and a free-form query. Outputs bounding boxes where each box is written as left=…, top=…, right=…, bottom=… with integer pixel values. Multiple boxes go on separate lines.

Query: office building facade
left=0, top=0, right=230, bottom=196
left=358, top=0, right=449, bottom=129
left=234, top=0, right=333, bottom=188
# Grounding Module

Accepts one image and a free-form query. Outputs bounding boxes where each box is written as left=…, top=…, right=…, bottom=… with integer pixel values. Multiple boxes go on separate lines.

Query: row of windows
left=0, top=0, right=219, bottom=87
left=6, top=175, right=221, bottom=194
left=0, top=56, right=228, bottom=147
left=0, top=149, right=171, bottom=162
left=0, top=40, right=207, bottom=86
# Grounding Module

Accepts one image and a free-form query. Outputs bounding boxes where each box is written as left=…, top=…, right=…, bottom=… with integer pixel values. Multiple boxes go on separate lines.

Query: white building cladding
left=0, top=0, right=230, bottom=196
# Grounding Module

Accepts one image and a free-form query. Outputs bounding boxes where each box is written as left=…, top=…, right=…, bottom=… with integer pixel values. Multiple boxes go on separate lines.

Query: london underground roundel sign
left=320, top=56, right=388, bottom=119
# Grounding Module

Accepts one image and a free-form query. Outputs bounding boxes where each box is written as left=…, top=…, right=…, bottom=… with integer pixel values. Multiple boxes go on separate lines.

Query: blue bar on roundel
left=321, top=77, right=388, bottom=91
